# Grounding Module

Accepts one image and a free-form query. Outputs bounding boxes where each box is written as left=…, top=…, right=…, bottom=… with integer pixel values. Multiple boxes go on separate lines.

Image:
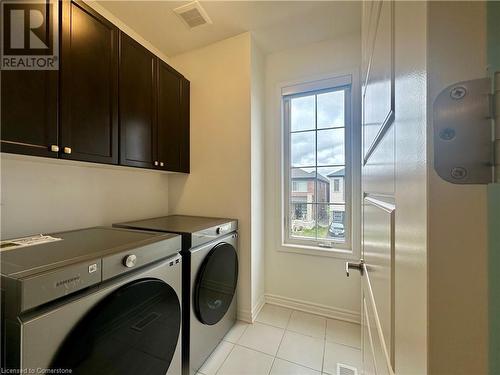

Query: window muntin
left=284, top=83, right=351, bottom=249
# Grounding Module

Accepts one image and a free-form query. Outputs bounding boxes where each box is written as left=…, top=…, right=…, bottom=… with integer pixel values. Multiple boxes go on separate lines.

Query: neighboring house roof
left=291, top=168, right=330, bottom=184
left=327, top=168, right=345, bottom=178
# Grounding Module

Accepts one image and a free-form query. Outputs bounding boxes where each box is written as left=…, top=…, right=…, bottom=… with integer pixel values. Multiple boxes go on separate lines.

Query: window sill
left=279, top=242, right=357, bottom=260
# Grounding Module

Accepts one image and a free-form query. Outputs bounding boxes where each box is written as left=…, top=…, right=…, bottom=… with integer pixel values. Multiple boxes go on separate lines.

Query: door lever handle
left=345, top=260, right=364, bottom=277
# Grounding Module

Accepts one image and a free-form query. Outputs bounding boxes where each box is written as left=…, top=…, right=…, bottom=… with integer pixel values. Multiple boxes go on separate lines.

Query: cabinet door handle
left=64, top=147, right=72, bottom=154
left=50, top=145, right=59, bottom=152
left=160, top=162, right=164, bottom=167
left=154, top=161, right=159, bottom=166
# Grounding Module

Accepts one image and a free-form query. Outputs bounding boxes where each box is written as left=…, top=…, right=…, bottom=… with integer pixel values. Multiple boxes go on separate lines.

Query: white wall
left=167, top=33, right=255, bottom=321
left=250, top=40, right=266, bottom=314
left=0, top=155, right=169, bottom=238
left=264, top=34, right=362, bottom=320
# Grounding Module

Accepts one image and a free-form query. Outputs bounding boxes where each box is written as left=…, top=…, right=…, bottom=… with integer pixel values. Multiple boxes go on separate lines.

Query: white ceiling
left=97, top=1, right=361, bottom=56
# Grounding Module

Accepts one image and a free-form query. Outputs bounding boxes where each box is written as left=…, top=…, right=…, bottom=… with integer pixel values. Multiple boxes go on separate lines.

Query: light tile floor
left=197, top=304, right=361, bottom=375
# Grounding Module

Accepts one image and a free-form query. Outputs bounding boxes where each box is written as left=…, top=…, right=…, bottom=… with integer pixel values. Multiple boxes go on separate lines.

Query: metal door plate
left=433, top=78, right=492, bottom=184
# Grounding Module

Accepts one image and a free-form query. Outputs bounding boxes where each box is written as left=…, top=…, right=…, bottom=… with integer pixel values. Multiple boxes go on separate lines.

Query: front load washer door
left=50, top=278, right=181, bottom=375
left=194, top=242, right=238, bottom=325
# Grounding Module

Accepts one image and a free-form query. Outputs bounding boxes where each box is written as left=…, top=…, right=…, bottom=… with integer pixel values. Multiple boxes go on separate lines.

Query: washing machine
left=114, top=215, right=238, bottom=375
left=1, top=227, right=183, bottom=375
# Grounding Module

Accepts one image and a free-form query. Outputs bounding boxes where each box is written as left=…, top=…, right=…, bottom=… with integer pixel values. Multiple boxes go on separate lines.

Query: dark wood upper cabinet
left=180, top=78, right=190, bottom=173
left=1, top=0, right=58, bottom=158
left=157, top=61, right=182, bottom=171
left=119, top=32, right=157, bottom=169
left=60, top=0, right=119, bottom=164
left=1, top=2, right=189, bottom=173
left=1, top=70, right=58, bottom=158
left=120, top=36, right=190, bottom=173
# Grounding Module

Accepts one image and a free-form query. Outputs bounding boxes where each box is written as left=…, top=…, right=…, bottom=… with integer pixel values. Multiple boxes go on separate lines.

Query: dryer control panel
left=192, top=220, right=238, bottom=247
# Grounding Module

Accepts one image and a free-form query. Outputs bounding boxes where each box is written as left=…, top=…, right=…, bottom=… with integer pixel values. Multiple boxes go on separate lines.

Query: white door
left=355, top=1, right=497, bottom=374
left=356, top=1, right=395, bottom=374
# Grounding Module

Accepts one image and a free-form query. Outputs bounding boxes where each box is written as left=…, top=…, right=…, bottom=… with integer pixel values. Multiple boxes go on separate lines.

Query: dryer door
left=50, top=278, right=181, bottom=375
left=194, top=242, right=238, bottom=325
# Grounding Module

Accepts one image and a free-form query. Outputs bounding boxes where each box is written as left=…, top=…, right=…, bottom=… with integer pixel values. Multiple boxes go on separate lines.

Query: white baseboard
left=265, top=293, right=360, bottom=324
left=237, top=294, right=266, bottom=323
left=237, top=309, right=252, bottom=323
left=251, top=294, right=266, bottom=321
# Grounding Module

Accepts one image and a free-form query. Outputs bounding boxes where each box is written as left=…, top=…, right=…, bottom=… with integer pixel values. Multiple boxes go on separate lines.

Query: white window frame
left=279, top=72, right=361, bottom=259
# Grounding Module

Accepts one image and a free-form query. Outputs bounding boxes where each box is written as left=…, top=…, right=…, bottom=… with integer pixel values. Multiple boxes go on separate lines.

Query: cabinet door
left=157, top=61, right=182, bottom=171
left=60, top=0, right=119, bottom=164
left=1, top=70, right=58, bottom=158
left=119, top=33, right=157, bottom=168
left=180, top=78, right=190, bottom=173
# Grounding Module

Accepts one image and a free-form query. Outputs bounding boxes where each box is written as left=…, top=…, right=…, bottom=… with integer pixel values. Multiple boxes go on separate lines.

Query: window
left=333, top=179, right=340, bottom=192
left=292, top=181, right=308, bottom=192
left=283, top=76, right=352, bottom=250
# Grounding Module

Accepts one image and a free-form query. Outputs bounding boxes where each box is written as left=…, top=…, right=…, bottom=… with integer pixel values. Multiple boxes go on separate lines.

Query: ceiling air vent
left=173, top=1, right=212, bottom=29
left=337, top=363, right=358, bottom=375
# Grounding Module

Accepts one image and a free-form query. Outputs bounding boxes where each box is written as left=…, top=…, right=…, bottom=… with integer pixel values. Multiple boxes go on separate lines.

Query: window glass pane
left=291, top=131, right=315, bottom=167
left=316, top=204, right=331, bottom=238
left=291, top=95, right=315, bottom=131
left=317, top=90, right=345, bottom=129
left=317, top=204, right=346, bottom=243
left=289, top=203, right=316, bottom=239
left=317, top=128, right=345, bottom=166
left=290, top=168, right=316, bottom=203
left=317, top=166, right=346, bottom=204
